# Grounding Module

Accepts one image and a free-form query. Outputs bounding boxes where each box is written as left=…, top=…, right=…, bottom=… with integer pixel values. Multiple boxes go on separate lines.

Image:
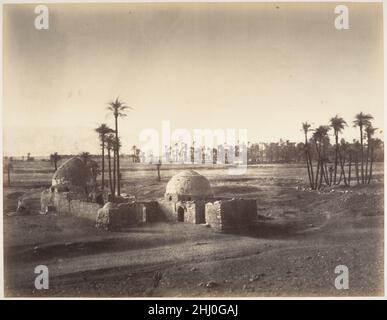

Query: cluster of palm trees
left=302, top=112, right=378, bottom=190
left=48, top=97, right=131, bottom=198
left=95, top=97, right=131, bottom=199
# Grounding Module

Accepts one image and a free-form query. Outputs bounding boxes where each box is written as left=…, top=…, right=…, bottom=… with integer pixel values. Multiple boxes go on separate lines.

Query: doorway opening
left=177, top=206, right=185, bottom=222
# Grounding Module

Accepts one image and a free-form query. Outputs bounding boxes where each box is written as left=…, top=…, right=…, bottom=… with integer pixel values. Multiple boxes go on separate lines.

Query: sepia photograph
left=1, top=1, right=384, bottom=298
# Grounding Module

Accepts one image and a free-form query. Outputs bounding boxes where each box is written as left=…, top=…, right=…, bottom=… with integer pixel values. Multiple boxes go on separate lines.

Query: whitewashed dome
left=165, top=170, right=213, bottom=201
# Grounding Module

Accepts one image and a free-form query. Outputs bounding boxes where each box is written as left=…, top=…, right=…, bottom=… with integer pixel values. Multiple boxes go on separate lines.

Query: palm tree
left=365, top=125, right=377, bottom=184
left=105, top=134, right=115, bottom=196
left=302, top=122, right=314, bottom=188
left=338, top=140, right=351, bottom=186
left=353, top=139, right=361, bottom=184
left=312, top=125, right=330, bottom=189
left=369, top=138, right=382, bottom=184
left=347, top=143, right=353, bottom=186
left=329, top=115, right=347, bottom=184
left=353, top=112, right=373, bottom=184
left=95, top=124, right=114, bottom=191
left=107, top=97, right=132, bottom=196
left=113, top=136, right=122, bottom=196
left=50, top=152, right=61, bottom=171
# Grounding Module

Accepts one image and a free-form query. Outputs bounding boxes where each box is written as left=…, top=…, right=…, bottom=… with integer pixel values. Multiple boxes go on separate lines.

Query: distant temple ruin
left=41, top=157, right=258, bottom=231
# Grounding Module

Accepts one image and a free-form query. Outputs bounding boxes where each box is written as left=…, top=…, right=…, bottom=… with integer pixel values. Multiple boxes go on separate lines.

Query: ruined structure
left=41, top=167, right=258, bottom=232
left=51, top=157, right=89, bottom=193
left=41, top=157, right=93, bottom=215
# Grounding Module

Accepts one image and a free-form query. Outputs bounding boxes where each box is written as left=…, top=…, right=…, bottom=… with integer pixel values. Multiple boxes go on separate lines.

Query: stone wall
left=41, top=189, right=167, bottom=230
left=185, top=201, right=205, bottom=224
left=53, top=192, right=71, bottom=214
left=70, top=199, right=101, bottom=222
left=157, top=199, right=176, bottom=221
left=41, top=190, right=257, bottom=232
left=108, top=202, right=139, bottom=229
left=195, top=200, right=206, bottom=224
left=139, top=201, right=161, bottom=223
left=205, top=199, right=257, bottom=231
left=40, top=189, right=101, bottom=222
left=40, top=189, right=55, bottom=214
left=205, top=201, right=222, bottom=230
left=96, top=201, right=164, bottom=230
left=41, top=190, right=70, bottom=214
left=185, top=202, right=196, bottom=223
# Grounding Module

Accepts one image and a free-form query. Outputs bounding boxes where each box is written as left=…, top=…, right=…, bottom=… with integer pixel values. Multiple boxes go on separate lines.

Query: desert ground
left=2, top=159, right=384, bottom=297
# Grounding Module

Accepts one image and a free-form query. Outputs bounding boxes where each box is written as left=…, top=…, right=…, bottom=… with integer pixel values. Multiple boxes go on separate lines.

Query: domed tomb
left=165, top=170, right=214, bottom=201
left=51, top=157, right=90, bottom=192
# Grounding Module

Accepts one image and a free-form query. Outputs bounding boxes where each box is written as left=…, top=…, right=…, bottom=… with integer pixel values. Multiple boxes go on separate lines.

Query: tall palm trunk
left=314, top=141, right=321, bottom=189
left=368, top=144, right=374, bottom=184
left=314, top=160, right=320, bottom=190
left=113, top=148, right=116, bottom=197
left=306, top=156, right=313, bottom=188
left=308, top=152, right=315, bottom=188
left=365, top=136, right=371, bottom=183
left=7, top=168, right=11, bottom=186
left=322, top=142, right=330, bottom=186
left=107, top=148, right=113, bottom=195
left=304, top=133, right=313, bottom=188
left=307, top=142, right=314, bottom=188
left=338, top=150, right=347, bottom=186
left=360, top=125, right=364, bottom=184
left=322, top=163, right=330, bottom=185
left=115, top=116, right=121, bottom=196
left=334, top=133, right=339, bottom=184
left=318, top=159, right=324, bottom=189
left=355, top=153, right=360, bottom=184
left=348, top=151, right=352, bottom=186
left=101, top=139, right=105, bottom=190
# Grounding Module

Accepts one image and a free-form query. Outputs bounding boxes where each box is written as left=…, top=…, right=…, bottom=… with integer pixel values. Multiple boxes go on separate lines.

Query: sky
left=3, top=2, right=384, bottom=156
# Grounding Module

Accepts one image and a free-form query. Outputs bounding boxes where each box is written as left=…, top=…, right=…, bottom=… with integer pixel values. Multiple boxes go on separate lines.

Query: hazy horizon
left=3, top=2, right=384, bottom=157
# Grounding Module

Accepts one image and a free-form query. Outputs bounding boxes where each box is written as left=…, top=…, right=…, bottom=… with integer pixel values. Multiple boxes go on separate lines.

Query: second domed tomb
left=51, top=157, right=91, bottom=193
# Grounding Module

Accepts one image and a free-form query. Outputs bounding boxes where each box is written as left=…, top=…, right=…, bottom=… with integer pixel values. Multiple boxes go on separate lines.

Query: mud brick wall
left=205, top=199, right=257, bottom=231
left=69, top=199, right=81, bottom=215
left=52, top=192, right=71, bottom=214
left=157, top=199, right=177, bottom=221
left=70, top=200, right=101, bottom=222
left=139, top=201, right=161, bottom=223
left=185, top=202, right=196, bottom=223
left=220, top=199, right=257, bottom=230
left=205, top=201, right=222, bottom=230
left=41, top=189, right=54, bottom=213
left=108, top=202, right=138, bottom=229
left=41, top=189, right=101, bottom=222
left=195, top=200, right=206, bottom=224
left=41, top=190, right=89, bottom=215
left=185, top=201, right=206, bottom=224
